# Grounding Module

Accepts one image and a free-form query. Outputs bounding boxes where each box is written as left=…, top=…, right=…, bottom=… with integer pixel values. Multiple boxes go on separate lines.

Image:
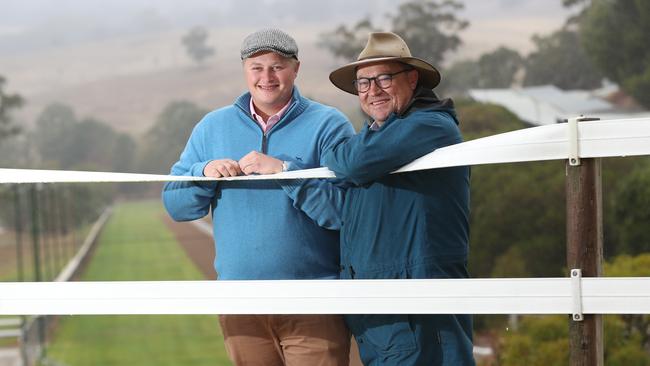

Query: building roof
left=468, top=85, right=650, bottom=126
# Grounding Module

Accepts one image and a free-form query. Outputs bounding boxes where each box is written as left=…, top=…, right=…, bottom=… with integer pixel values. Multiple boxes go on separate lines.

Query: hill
left=4, top=26, right=356, bottom=136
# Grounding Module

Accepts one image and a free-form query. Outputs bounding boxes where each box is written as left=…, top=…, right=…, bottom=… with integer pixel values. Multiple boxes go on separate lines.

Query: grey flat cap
left=240, top=28, right=298, bottom=60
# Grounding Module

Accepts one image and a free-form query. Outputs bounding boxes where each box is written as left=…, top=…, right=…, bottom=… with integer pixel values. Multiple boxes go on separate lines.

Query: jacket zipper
left=261, top=133, right=268, bottom=154
left=236, top=99, right=296, bottom=155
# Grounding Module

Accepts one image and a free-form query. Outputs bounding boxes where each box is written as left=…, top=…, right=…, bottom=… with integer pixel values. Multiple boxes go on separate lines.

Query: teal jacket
left=282, top=88, right=474, bottom=365
left=284, top=88, right=470, bottom=278
left=162, top=88, right=354, bottom=280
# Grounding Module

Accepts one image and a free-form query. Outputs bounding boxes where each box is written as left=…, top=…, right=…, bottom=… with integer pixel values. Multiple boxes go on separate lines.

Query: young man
left=283, top=32, right=475, bottom=365
left=162, top=28, right=353, bottom=366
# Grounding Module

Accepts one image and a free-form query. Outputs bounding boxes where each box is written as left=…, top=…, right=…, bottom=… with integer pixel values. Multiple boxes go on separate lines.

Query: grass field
left=45, top=200, right=231, bottom=366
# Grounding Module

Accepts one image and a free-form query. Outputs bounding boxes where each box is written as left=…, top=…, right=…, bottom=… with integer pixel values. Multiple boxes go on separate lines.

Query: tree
left=34, top=103, right=77, bottom=166
left=580, top=0, right=650, bottom=108
left=605, top=254, right=650, bottom=357
left=454, top=101, right=568, bottom=278
left=181, top=26, right=215, bottom=65
left=610, top=164, right=650, bottom=254
left=62, top=118, right=122, bottom=169
left=496, top=254, right=650, bottom=364
left=523, top=29, right=603, bottom=90
left=318, top=0, right=468, bottom=66
left=439, top=60, right=481, bottom=97
left=32, top=103, right=136, bottom=172
left=0, top=75, right=24, bottom=141
left=477, top=47, right=523, bottom=88
left=456, top=100, right=526, bottom=139
left=441, top=47, right=523, bottom=95
left=28, top=103, right=134, bottom=225
left=389, top=0, right=468, bottom=66
left=561, top=0, right=593, bottom=24
left=138, top=101, right=207, bottom=174
left=498, top=315, right=569, bottom=366
left=318, top=18, right=378, bottom=62
left=112, top=134, right=137, bottom=173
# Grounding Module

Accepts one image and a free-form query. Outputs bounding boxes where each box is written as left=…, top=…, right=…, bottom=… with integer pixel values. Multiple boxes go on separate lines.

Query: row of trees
left=0, top=76, right=23, bottom=141
left=34, top=104, right=136, bottom=172
left=0, top=80, right=207, bottom=186
left=0, top=75, right=206, bottom=227
left=0, top=78, right=207, bottom=177
left=319, top=0, right=650, bottom=108
left=458, top=100, right=650, bottom=280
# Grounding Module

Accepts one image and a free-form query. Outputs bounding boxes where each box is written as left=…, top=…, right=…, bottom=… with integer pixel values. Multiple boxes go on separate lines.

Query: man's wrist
left=281, top=161, right=289, bottom=172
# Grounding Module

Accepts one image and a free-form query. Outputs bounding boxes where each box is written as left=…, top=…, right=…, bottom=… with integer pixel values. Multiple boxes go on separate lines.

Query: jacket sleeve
left=162, top=122, right=218, bottom=222
left=281, top=177, right=349, bottom=230
left=279, top=113, right=355, bottom=230
left=323, top=110, right=461, bottom=185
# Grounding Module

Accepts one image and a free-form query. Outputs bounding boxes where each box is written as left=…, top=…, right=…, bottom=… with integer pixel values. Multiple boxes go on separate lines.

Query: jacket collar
left=366, top=87, right=458, bottom=129
left=235, top=86, right=308, bottom=124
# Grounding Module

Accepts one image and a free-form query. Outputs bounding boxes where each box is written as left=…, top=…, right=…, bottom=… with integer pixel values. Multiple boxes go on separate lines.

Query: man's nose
left=262, top=68, right=276, bottom=80
left=368, top=79, right=383, bottom=95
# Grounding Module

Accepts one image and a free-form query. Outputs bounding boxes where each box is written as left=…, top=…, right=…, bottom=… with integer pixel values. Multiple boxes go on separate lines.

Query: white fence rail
left=2, top=117, right=650, bottom=184
left=1, top=276, right=649, bottom=316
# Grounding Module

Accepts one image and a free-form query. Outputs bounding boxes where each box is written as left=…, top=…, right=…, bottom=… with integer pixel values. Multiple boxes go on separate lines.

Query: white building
left=468, top=84, right=650, bottom=126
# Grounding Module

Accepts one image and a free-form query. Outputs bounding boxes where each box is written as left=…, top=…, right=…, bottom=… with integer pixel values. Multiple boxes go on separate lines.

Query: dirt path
left=161, top=215, right=216, bottom=280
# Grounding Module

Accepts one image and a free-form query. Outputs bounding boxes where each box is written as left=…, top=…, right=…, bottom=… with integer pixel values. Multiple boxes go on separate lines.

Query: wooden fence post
left=566, top=155, right=604, bottom=366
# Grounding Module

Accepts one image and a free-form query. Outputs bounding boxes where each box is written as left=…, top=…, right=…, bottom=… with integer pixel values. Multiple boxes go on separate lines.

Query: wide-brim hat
left=329, top=32, right=441, bottom=95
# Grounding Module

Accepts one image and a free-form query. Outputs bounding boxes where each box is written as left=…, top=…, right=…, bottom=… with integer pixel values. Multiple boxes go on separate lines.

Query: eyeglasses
left=353, top=69, right=412, bottom=93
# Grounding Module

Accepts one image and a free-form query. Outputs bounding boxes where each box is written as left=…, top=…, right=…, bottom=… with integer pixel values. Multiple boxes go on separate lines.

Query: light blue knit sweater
left=162, top=88, right=354, bottom=280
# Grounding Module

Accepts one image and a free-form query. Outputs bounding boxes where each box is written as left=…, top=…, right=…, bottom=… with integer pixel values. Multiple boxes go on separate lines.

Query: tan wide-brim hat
left=329, top=32, right=441, bottom=95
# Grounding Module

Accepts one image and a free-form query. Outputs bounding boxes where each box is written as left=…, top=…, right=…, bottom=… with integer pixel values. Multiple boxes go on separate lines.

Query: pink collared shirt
left=250, top=98, right=291, bottom=134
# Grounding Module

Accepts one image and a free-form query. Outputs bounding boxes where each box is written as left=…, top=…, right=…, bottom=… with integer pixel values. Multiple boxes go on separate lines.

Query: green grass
left=45, top=200, right=231, bottom=366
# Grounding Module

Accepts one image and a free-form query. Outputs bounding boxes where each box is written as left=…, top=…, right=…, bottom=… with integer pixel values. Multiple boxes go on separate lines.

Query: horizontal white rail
left=1, top=117, right=650, bottom=184
left=0, top=329, right=21, bottom=338
left=1, top=277, right=648, bottom=315
left=0, top=318, right=22, bottom=327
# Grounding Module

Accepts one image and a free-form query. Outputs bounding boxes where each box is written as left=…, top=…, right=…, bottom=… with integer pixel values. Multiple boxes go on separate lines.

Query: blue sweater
left=162, top=88, right=354, bottom=280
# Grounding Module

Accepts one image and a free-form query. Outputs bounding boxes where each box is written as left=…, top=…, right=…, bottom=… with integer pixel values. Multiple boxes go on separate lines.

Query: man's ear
left=408, top=69, right=419, bottom=90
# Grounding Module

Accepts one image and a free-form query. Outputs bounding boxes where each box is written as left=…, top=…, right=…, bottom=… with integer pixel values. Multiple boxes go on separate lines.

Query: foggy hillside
left=0, top=0, right=573, bottom=135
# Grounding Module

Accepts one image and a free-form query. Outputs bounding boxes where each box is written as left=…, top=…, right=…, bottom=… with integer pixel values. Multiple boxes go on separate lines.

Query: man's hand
left=203, top=159, right=242, bottom=178
left=239, top=151, right=283, bottom=175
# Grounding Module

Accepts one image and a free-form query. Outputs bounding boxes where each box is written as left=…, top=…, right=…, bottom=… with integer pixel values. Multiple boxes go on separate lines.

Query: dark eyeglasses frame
left=352, top=68, right=413, bottom=93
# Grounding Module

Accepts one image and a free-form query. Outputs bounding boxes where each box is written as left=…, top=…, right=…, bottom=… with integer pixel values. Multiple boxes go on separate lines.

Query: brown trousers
left=219, top=314, right=351, bottom=366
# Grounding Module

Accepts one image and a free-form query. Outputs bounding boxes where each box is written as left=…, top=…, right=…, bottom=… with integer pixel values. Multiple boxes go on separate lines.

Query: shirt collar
left=250, top=98, right=292, bottom=133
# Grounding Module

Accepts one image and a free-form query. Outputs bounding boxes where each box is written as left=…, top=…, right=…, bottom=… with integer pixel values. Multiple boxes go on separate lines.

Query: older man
left=282, top=32, right=475, bottom=365
left=162, top=28, right=353, bottom=366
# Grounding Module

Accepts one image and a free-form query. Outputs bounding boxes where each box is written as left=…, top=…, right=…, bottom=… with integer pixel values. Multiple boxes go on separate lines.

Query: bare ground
left=161, top=214, right=216, bottom=280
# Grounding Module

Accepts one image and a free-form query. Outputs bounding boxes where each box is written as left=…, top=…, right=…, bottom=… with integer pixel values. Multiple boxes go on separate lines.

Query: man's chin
left=367, top=110, right=390, bottom=123
left=254, top=95, right=280, bottom=106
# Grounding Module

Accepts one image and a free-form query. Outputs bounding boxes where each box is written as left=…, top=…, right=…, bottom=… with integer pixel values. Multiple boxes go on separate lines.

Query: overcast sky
left=0, top=0, right=574, bottom=57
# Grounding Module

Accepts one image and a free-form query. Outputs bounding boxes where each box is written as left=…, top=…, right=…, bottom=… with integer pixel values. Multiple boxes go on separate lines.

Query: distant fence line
left=0, top=197, right=112, bottom=366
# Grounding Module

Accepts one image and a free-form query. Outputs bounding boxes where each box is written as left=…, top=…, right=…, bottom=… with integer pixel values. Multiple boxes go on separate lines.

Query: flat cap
left=240, top=28, right=299, bottom=60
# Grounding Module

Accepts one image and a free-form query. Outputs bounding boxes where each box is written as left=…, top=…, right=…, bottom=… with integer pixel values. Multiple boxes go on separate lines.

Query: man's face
left=243, top=51, right=299, bottom=115
left=356, top=62, right=418, bottom=125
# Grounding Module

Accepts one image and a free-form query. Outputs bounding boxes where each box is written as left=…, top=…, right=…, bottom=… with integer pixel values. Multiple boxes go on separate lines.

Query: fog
left=0, top=0, right=574, bottom=134
left=0, top=0, right=572, bottom=55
